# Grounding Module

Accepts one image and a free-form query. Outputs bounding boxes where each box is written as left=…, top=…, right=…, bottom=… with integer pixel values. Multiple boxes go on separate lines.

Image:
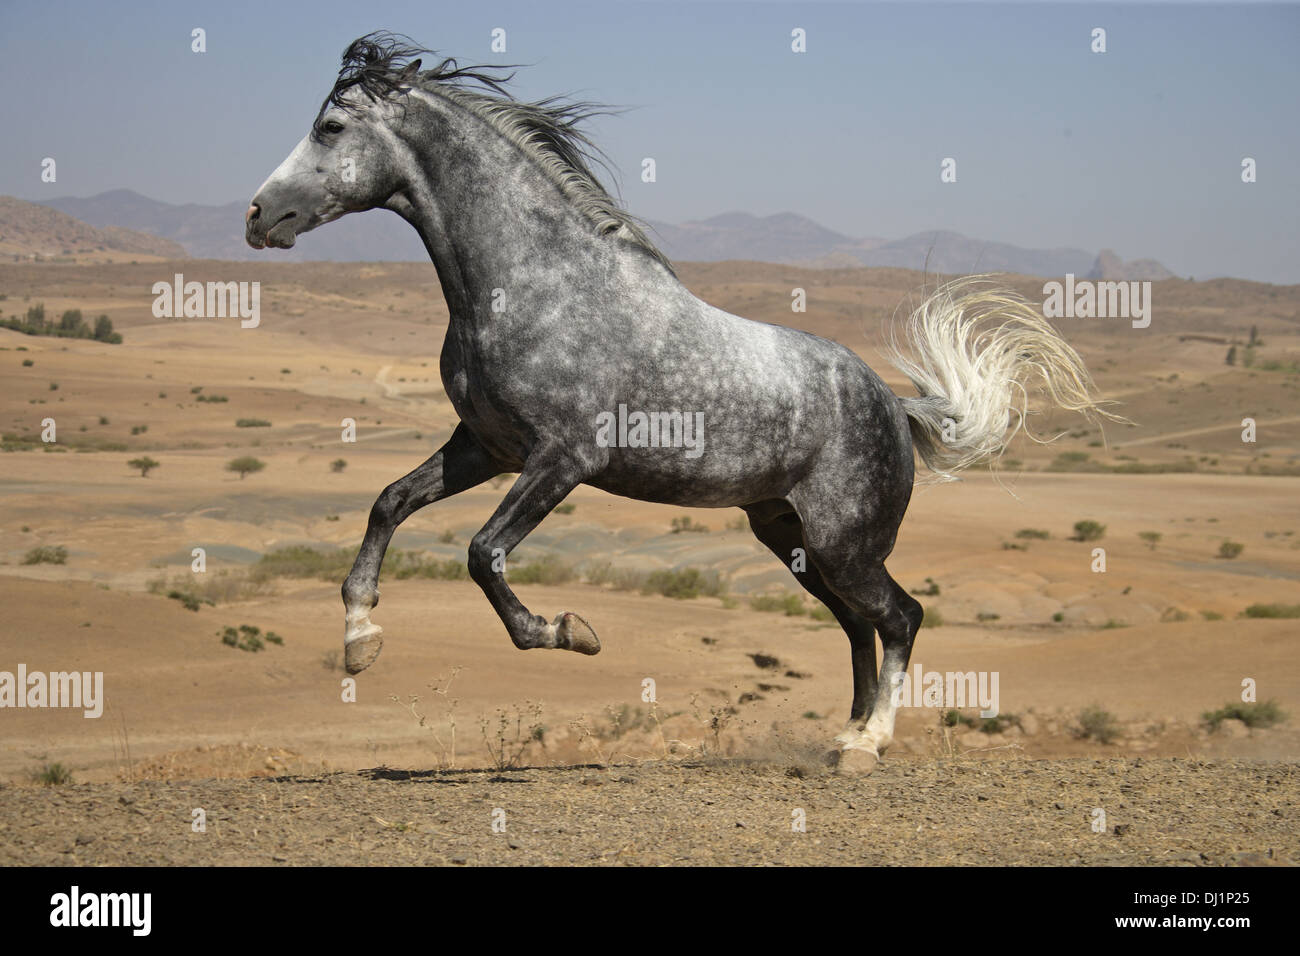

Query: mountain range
left=21, top=190, right=1174, bottom=279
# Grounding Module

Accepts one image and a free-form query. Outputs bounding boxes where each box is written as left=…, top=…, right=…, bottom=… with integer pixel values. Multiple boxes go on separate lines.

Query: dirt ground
left=2, top=757, right=1295, bottom=866
left=1, top=259, right=1298, bottom=865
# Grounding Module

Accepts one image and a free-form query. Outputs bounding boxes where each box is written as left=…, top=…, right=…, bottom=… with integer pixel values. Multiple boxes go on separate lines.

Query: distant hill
left=653, top=216, right=1170, bottom=279
left=29, top=191, right=1174, bottom=278
left=1086, top=248, right=1176, bottom=281
left=643, top=212, right=886, bottom=265
left=0, top=195, right=186, bottom=259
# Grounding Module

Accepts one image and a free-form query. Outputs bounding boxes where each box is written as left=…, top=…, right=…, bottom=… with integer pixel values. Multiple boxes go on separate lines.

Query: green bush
left=23, top=545, right=67, bottom=565
left=1072, top=520, right=1106, bottom=542
left=750, top=593, right=807, bottom=616
left=1203, top=700, right=1286, bottom=731
left=507, top=555, right=575, bottom=585
left=1076, top=706, right=1120, bottom=743
left=166, top=589, right=205, bottom=612
left=33, top=762, right=74, bottom=786
left=226, top=456, right=265, bottom=479
left=1218, top=540, right=1244, bottom=559
left=219, top=624, right=281, bottom=653
left=670, top=515, right=709, bottom=534
left=1242, top=603, right=1300, bottom=619
left=642, top=567, right=726, bottom=600
left=127, top=456, right=160, bottom=477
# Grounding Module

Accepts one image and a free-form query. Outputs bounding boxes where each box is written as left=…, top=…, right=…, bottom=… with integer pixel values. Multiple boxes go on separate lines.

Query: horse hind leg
left=743, top=503, right=879, bottom=736
left=792, top=501, right=923, bottom=774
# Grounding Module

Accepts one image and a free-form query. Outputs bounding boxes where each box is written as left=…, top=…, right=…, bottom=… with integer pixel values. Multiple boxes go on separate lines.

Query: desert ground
left=1, top=257, right=1297, bottom=865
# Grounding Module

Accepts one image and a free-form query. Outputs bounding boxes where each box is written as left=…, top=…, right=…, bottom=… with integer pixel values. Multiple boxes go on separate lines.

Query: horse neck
left=391, top=93, right=605, bottom=325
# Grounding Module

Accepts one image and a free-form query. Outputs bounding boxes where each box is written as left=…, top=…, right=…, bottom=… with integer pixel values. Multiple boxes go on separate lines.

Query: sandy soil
left=1, top=259, right=1297, bottom=865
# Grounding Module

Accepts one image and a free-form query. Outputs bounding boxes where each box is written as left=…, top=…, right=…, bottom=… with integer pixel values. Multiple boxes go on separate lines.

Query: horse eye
left=323, top=120, right=345, bottom=134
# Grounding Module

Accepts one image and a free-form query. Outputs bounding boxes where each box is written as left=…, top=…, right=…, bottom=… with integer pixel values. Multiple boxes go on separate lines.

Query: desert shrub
left=219, top=624, right=280, bottom=653
left=235, top=418, right=270, bottom=428
left=149, top=569, right=273, bottom=604
left=583, top=562, right=647, bottom=591
left=980, top=713, right=1017, bottom=734
left=1072, top=520, right=1106, bottom=542
left=507, top=555, right=575, bottom=585
left=1218, top=540, right=1244, bottom=559
left=911, top=577, right=940, bottom=596
left=1202, top=700, right=1286, bottom=731
left=1076, top=706, right=1120, bottom=743
left=553, top=502, right=576, bottom=515
left=254, top=546, right=352, bottom=580
left=33, top=763, right=73, bottom=786
left=226, top=456, right=265, bottom=479
left=670, top=515, right=709, bottom=534
left=166, top=589, right=206, bottom=612
left=127, top=456, right=160, bottom=477
left=330, top=458, right=347, bottom=473
left=642, top=567, right=726, bottom=600
left=1242, top=603, right=1300, bottom=619
left=23, top=545, right=67, bottom=565
left=1015, top=528, right=1050, bottom=540
left=749, top=593, right=807, bottom=616
left=921, top=607, right=944, bottom=628
left=1138, top=531, right=1162, bottom=550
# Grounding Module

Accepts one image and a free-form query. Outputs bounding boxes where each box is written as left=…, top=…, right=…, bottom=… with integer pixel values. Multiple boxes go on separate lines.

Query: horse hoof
left=345, top=622, right=384, bottom=674
left=554, top=612, right=600, bottom=655
left=835, top=746, right=879, bottom=776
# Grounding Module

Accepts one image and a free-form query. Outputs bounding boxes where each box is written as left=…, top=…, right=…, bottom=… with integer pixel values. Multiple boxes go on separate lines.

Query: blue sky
left=1, top=0, right=1296, bottom=281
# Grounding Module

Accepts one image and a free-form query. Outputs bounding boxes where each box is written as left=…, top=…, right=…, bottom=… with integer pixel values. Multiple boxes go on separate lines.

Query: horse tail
left=883, top=275, right=1123, bottom=482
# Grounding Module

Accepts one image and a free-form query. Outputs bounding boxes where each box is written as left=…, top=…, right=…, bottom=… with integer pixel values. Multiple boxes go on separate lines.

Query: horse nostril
left=246, top=203, right=261, bottom=223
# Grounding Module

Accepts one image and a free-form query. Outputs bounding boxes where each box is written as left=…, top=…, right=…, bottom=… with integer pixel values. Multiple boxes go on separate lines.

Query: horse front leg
left=342, top=423, right=501, bottom=673
left=467, top=446, right=599, bottom=655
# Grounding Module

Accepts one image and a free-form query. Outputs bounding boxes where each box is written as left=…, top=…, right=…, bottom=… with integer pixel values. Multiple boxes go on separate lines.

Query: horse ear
left=397, top=59, right=422, bottom=81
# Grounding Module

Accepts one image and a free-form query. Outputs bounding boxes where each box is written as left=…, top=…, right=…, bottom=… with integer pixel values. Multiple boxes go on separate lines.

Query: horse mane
left=315, top=31, right=672, bottom=272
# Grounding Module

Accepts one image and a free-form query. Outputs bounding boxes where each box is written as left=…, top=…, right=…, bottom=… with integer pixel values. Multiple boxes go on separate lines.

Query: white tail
left=884, top=275, right=1123, bottom=482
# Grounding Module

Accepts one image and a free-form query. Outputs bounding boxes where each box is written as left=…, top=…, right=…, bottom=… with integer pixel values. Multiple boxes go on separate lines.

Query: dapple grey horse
left=246, top=33, right=1111, bottom=771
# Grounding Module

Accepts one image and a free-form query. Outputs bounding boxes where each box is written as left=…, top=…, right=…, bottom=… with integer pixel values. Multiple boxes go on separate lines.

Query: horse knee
left=370, top=482, right=404, bottom=525
left=896, top=588, right=924, bottom=636
left=467, top=534, right=499, bottom=585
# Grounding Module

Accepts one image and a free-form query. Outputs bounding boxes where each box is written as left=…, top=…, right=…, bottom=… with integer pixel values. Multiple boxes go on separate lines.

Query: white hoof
left=552, top=612, right=600, bottom=655
left=835, top=746, right=880, bottom=776
left=345, top=619, right=384, bottom=674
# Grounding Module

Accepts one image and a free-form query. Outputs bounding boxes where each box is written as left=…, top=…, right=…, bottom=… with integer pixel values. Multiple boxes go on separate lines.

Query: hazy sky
left=1, top=0, right=1296, bottom=281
